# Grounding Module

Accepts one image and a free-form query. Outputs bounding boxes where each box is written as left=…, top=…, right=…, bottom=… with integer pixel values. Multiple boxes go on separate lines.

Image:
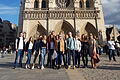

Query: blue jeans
left=68, top=49, right=75, bottom=66
left=41, top=48, right=46, bottom=66
left=97, top=47, right=102, bottom=55
left=57, top=51, right=66, bottom=66
left=47, top=49, right=54, bottom=67
left=65, top=50, right=68, bottom=65
left=26, top=49, right=32, bottom=65
left=108, top=49, right=116, bottom=61
left=14, top=49, right=24, bottom=67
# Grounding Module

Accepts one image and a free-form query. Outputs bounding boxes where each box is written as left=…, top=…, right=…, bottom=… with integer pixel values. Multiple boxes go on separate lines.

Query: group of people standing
left=13, top=31, right=117, bottom=70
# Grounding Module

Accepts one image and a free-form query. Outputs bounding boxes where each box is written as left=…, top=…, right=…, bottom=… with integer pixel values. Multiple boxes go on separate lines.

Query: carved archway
left=85, top=22, right=98, bottom=36
left=54, top=20, right=75, bottom=35
left=29, top=23, right=47, bottom=39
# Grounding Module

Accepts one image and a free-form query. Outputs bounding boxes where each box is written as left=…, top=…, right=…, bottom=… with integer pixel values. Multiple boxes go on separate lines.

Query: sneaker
left=41, top=66, right=44, bottom=70
left=27, top=65, right=31, bottom=69
left=25, top=65, right=28, bottom=69
left=37, top=66, right=40, bottom=69
left=67, top=66, right=71, bottom=69
left=13, top=66, right=16, bottom=69
left=73, top=66, right=76, bottom=69
left=31, top=66, right=34, bottom=69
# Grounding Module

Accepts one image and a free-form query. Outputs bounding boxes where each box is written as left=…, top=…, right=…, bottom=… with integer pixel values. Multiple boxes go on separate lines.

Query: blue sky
left=0, top=0, right=19, bottom=24
left=0, top=0, right=120, bottom=28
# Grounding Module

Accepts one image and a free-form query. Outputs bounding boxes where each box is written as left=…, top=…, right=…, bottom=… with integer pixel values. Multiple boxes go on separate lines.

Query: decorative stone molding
left=23, top=8, right=100, bottom=20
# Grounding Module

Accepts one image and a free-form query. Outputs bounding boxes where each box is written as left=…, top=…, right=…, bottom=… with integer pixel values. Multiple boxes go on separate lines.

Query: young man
left=107, top=38, right=116, bottom=61
left=67, top=32, right=75, bottom=69
left=74, top=36, right=81, bottom=68
left=13, top=32, right=25, bottom=69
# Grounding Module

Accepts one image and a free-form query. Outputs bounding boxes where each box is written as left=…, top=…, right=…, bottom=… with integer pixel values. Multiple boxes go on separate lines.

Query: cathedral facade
left=19, top=0, right=106, bottom=41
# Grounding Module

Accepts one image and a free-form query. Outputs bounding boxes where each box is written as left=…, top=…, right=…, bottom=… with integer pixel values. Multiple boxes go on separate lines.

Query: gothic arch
left=85, top=22, right=98, bottom=36
left=86, top=0, right=94, bottom=9
left=41, top=0, right=46, bottom=8
left=29, top=23, right=47, bottom=39
left=34, top=0, right=39, bottom=8
left=79, top=0, right=84, bottom=8
left=41, top=0, right=48, bottom=9
left=54, top=20, right=75, bottom=35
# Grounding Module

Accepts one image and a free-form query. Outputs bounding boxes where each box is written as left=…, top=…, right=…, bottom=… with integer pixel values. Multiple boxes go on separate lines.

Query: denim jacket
left=67, top=37, right=75, bottom=50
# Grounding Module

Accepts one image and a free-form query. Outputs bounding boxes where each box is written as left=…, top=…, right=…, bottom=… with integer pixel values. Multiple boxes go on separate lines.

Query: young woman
left=25, top=37, right=34, bottom=69
left=47, top=33, right=56, bottom=68
left=57, top=35, right=65, bottom=69
left=40, top=35, right=47, bottom=70
left=89, top=34, right=100, bottom=69
left=81, top=34, right=89, bottom=68
left=55, top=35, right=59, bottom=68
left=31, top=36, right=42, bottom=69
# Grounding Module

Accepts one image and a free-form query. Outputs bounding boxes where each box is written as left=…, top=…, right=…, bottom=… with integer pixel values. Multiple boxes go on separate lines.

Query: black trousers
left=81, top=49, right=88, bottom=67
left=75, top=50, right=81, bottom=66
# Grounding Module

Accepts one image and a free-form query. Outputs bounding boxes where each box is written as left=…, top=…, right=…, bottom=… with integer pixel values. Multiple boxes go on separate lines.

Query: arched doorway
left=54, top=20, right=75, bottom=35
left=29, top=23, right=47, bottom=39
left=85, top=22, right=98, bottom=36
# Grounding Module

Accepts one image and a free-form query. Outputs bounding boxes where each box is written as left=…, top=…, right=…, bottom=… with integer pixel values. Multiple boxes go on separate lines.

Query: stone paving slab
left=0, top=54, right=120, bottom=80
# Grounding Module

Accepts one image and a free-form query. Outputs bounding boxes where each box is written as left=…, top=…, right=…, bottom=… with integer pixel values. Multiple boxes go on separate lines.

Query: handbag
left=52, top=50, right=57, bottom=60
left=95, top=54, right=100, bottom=63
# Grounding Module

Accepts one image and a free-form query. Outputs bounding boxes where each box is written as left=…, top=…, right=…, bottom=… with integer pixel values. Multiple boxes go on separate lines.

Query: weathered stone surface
left=0, top=54, right=120, bottom=80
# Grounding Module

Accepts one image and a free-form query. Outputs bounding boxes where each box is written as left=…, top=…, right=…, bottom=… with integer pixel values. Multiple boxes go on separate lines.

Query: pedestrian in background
left=107, top=38, right=116, bottom=61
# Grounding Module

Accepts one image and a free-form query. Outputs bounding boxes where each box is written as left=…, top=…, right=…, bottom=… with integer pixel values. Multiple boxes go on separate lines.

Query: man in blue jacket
left=67, top=32, right=75, bottom=69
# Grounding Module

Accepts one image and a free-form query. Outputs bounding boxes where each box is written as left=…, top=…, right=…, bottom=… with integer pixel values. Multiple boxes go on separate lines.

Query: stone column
left=39, top=0, right=42, bottom=9
left=84, top=0, right=86, bottom=9
left=74, top=0, right=79, bottom=8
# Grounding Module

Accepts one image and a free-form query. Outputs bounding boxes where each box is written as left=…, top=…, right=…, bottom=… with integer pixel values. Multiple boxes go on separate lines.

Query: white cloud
left=101, top=0, right=120, bottom=27
left=0, top=4, right=19, bottom=15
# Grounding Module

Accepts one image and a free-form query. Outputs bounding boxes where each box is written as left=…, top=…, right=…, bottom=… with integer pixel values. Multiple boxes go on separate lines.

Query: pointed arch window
left=41, top=0, right=47, bottom=8
left=34, top=0, right=39, bottom=8
left=79, top=0, right=84, bottom=8
left=86, top=0, right=90, bottom=8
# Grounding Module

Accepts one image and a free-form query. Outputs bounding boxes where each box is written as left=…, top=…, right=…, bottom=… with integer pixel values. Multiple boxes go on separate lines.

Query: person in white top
left=107, top=38, right=116, bottom=61
left=25, top=37, right=34, bottom=69
left=74, top=36, right=81, bottom=68
left=115, top=41, right=120, bottom=57
left=14, top=32, right=25, bottom=69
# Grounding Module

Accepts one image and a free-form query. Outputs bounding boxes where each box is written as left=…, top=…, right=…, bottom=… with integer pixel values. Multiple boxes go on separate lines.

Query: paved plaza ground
left=0, top=53, right=120, bottom=80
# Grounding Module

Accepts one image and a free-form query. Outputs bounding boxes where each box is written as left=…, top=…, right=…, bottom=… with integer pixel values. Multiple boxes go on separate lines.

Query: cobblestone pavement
left=0, top=53, right=120, bottom=80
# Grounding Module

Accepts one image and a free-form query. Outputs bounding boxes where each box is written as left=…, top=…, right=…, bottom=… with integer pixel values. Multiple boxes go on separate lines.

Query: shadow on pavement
left=98, top=65, right=120, bottom=70
left=0, top=62, right=26, bottom=69
left=0, top=62, right=14, bottom=68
